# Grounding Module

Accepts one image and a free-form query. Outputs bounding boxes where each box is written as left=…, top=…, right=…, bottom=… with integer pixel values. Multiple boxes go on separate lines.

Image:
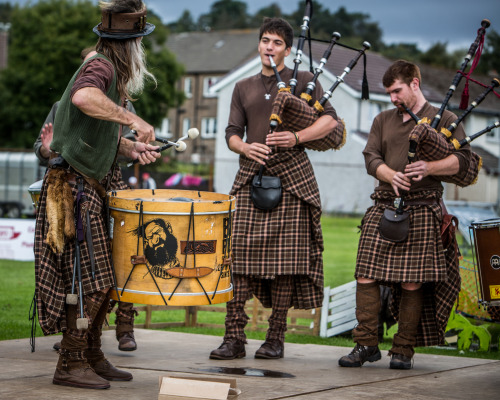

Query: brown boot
left=86, top=291, right=134, bottom=381
left=209, top=339, right=246, bottom=360
left=389, top=287, right=424, bottom=369
left=53, top=353, right=110, bottom=389
left=54, top=303, right=109, bottom=390
left=115, top=302, right=138, bottom=351
left=255, top=339, right=284, bottom=359
left=339, top=281, right=381, bottom=367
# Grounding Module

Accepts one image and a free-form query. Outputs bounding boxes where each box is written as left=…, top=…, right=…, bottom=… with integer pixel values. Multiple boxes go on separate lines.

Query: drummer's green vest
left=51, top=53, right=120, bottom=181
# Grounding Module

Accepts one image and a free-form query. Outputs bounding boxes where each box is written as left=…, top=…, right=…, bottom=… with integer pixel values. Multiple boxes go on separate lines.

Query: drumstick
left=127, top=128, right=200, bottom=167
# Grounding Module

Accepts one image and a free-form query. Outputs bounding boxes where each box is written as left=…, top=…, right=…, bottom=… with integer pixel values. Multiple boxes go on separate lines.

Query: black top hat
left=93, top=9, right=155, bottom=39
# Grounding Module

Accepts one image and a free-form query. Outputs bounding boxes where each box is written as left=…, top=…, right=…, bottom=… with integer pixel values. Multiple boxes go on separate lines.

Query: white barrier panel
left=0, top=218, right=35, bottom=261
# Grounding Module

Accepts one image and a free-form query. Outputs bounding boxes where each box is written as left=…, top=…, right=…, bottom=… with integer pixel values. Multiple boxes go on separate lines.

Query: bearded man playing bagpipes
left=338, top=60, right=475, bottom=370
left=209, top=17, right=346, bottom=360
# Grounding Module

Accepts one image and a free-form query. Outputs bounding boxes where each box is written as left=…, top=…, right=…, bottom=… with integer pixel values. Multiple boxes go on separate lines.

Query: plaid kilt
left=230, top=148, right=324, bottom=309
left=409, top=123, right=481, bottom=187
left=34, top=166, right=122, bottom=335
left=356, top=190, right=461, bottom=346
left=270, top=91, right=345, bottom=151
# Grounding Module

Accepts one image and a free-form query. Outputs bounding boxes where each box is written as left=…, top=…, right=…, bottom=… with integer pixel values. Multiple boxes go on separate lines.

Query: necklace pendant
left=264, top=93, right=271, bottom=100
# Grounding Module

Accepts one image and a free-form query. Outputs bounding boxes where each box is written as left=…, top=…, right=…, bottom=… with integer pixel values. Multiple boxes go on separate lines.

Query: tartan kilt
left=230, top=150, right=324, bottom=309
left=270, top=91, right=345, bottom=151
left=356, top=190, right=461, bottom=346
left=34, top=167, right=119, bottom=335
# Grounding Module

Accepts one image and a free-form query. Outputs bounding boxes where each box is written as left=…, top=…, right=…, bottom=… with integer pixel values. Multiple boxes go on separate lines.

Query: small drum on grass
left=469, top=218, right=500, bottom=306
left=108, top=189, right=235, bottom=306
left=28, top=180, right=43, bottom=210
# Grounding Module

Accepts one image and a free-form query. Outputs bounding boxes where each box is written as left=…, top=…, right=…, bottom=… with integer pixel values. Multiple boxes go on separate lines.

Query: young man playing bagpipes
left=33, top=0, right=160, bottom=389
left=339, top=60, right=474, bottom=370
left=210, top=17, right=345, bottom=360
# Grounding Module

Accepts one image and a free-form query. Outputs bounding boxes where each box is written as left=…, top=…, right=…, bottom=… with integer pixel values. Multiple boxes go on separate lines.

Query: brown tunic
left=226, top=67, right=341, bottom=309
left=357, top=102, right=473, bottom=346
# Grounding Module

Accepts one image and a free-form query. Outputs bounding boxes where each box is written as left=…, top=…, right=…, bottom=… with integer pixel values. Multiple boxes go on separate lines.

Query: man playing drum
left=338, top=60, right=473, bottom=370
left=210, top=17, right=343, bottom=360
left=34, top=0, right=159, bottom=389
left=34, top=47, right=140, bottom=353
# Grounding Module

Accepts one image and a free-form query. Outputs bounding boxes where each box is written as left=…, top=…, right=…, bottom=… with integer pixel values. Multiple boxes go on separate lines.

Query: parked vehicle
left=0, top=151, right=45, bottom=218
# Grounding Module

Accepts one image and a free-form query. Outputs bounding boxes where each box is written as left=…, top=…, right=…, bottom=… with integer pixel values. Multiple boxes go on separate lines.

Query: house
left=163, top=30, right=258, bottom=165
left=209, top=38, right=500, bottom=213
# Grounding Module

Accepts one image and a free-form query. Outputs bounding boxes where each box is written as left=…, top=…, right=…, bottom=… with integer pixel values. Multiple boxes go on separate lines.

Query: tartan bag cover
left=270, top=91, right=346, bottom=151
left=409, top=123, right=482, bottom=187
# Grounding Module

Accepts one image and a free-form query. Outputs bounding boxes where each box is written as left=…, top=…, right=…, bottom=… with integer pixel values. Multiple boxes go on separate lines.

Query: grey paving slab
left=0, top=329, right=497, bottom=400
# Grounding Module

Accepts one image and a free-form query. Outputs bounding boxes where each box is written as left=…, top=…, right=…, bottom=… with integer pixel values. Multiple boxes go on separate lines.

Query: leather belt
left=376, top=198, right=439, bottom=207
left=48, top=152, right=106, bottom=198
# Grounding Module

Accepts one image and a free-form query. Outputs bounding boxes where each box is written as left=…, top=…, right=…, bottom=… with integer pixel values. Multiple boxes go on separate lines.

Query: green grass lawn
left=2, top=214, right=499, bottom=360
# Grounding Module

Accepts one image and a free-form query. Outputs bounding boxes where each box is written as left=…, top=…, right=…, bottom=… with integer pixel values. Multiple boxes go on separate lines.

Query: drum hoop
left=109, top=206, right=235, bottom=216
left=115, top=283, right=233, bottom=297
left=470, top=218, right=500, bottom=229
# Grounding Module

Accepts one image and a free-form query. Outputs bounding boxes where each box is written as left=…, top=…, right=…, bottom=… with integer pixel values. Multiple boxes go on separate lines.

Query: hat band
left=98, top=10, right=148, bottom=34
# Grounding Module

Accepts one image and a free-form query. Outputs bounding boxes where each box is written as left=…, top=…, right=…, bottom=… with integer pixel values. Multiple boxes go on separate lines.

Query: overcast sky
left=4, top=0, right=500, bottom=51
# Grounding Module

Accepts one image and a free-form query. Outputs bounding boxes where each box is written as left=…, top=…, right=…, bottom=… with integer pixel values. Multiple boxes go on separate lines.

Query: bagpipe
left=404, top=19, right=499, bottom=187
left=267, top=0, right=371, bottom=151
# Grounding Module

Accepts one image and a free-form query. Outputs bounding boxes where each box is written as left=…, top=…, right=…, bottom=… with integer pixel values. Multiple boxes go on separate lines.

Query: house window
left=184, top=77, right=192, bottom=98
left=155, top=118, right=173, bottom=139
left=203, top=76, right=218, bottom=97
left=182, top=118, right=191, bottom=135
left=201, top=117, right=217, bottom=139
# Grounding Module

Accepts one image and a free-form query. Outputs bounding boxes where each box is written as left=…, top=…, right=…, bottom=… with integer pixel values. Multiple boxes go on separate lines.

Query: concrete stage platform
left=0, top=329, right=498, bottom=399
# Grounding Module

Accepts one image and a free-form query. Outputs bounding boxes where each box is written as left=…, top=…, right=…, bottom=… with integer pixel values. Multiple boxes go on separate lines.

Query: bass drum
left=470, top=218, right=500, bottom=306
left=108, top=189, right=235, bottom=306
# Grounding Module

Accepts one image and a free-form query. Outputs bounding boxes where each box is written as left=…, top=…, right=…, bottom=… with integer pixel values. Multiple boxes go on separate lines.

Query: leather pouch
left=251, top=167, right=282, bottom=211
left=379, top=208, right=410, bottom=243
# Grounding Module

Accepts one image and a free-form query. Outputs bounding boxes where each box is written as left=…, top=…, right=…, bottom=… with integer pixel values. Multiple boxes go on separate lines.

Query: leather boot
left=339, top=281, right=381, bottom=367
left=209, top=339, right=246, bottom=360
left=53, top=355, right=110, bottom=389
left=115, top=301, right=138, bottom=351
left=389, top=287, right=423, bottom=369
left=53, top=304, right=109, bottom=389
left=255, top=339, right=284, bottom=359
left=86, top=291, right=133, bottom=381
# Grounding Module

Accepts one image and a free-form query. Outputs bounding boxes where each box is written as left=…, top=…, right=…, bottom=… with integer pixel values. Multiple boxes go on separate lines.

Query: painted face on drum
left=385, top=78, right=419, bottom=112
left=139, top=219, right=179, bottom=268
left=258, top=32, right=291, bottom=74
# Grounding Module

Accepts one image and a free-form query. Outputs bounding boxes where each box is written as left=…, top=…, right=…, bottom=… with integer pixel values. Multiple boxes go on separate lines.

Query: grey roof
left=166, top=29, right=258, bottom=74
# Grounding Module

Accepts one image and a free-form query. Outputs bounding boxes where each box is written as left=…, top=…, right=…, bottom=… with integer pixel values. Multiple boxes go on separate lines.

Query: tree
left=418, top=42, right=461, bottom=69
left=0, top=3, right=12, bottom=22
left=381, top=43, right=422, bottom=62
left=168, top=10, right=197, bottom=33
left=198, top=0, right=249, bottom=31
left=250, top=3, right=284, bottom=27
left=0, top=0, right=184, bottom=149
left=476, top=28, right=500, bottom=76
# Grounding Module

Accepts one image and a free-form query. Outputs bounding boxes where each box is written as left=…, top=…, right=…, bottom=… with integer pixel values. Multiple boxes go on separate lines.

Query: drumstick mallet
left=127, top=128, right=200, bottom=167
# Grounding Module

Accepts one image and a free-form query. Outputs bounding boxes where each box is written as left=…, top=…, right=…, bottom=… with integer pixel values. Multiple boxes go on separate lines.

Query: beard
left=126, top=39, right=156, bottom=95
left=144, top=233, right=178, bottom=267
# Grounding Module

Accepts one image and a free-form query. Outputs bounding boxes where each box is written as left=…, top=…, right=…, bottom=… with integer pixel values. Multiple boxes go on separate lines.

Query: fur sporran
left=251, top=166, right=282, bottom=211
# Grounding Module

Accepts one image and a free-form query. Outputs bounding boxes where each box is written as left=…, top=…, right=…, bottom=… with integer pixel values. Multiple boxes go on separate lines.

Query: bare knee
left=357, top=277, right=376, bottom=284
left=401, top=282, right=422, bottom=291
